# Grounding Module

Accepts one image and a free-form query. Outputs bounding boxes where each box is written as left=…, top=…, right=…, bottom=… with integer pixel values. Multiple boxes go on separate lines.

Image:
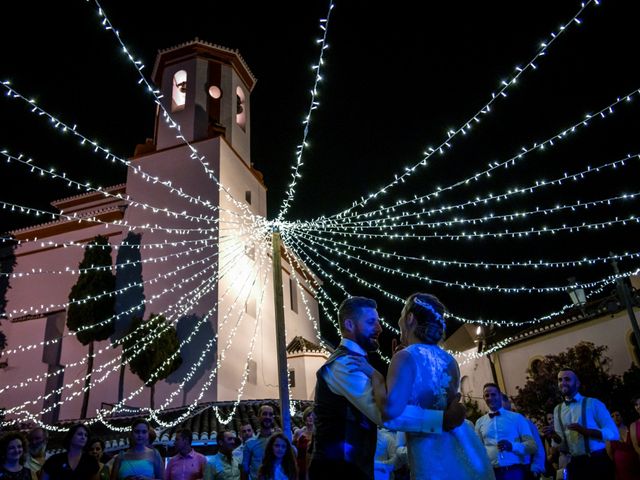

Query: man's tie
left=489, top=411, right=500, bottom=418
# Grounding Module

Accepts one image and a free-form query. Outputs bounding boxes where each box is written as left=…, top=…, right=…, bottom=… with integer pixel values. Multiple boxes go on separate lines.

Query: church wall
left=121, top=139, right=222, bottom=411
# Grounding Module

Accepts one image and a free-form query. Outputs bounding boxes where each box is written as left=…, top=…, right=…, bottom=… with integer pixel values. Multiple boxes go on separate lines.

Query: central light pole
left=271, top=229, right=292, bottom=440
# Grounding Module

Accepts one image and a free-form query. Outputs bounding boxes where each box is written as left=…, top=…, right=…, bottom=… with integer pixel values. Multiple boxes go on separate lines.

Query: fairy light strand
left=277, top=0, right=335, bottom=221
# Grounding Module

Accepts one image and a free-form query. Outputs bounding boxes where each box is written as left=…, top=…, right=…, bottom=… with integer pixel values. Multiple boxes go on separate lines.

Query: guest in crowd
left=0, top=431, right=33, bottom=480
left=292, top=407, right=314, bottom=480
left=548, top=368, right=618, bottom=480
left=42, top=423, right=99, bottom=480
left=257, top=433, right=297, bottom=480
left=166, top=428, right=207, bottom=480
left=87, top=438, right=110, bottom=480
left=24, top=427, right=47, bottom=478
left=476, top=383, right=537, bottom=480
left=242, top=405, right=276, bottom=480
left=233, top=424, right=255, bottom=465
left=373, top=426, right=397, bottom=480
left=606, top=410, right=640, bottom=480
left=208, top=430, right=240, bottom=480
left=540, top=412, right=562, bottom=480
left=110, top=418, right=164, bottom=480
left=629, top=396, right=640, bottom=457
left=501, top=393, right=545, bottom=479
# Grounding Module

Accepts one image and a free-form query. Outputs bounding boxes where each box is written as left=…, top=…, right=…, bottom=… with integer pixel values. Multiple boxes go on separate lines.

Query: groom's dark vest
left=311, top=345, right=377, bottom=477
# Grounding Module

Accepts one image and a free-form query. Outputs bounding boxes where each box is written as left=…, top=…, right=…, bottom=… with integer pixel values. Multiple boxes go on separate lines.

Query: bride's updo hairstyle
left=406, top=293, right=447, bottom=344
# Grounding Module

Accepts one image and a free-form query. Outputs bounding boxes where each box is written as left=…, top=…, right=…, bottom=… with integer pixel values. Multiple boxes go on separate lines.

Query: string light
left=319, top=0, right=599, bottom=220
left=291, top=230, right=637, bottom=293
left=1, top=149, right=221, bottom=226
left=85, top=1, right=260, bottom=223
left=5, top=235, right=263, bottom=428
left=277, top=0, right=335, bottom=221
left=295, top=229, right=640, bottom=271
left=1, top=81, right=253, bottom=224
left=326, top=87, right=640, bottom=224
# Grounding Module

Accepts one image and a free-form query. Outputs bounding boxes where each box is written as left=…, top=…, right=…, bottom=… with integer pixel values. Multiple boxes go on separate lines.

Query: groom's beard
left=354, top=330, right=379, bottom=352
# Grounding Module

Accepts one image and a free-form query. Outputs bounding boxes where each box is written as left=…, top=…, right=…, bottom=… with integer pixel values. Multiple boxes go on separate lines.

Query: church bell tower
left=151, top=39, right=255, bottom=165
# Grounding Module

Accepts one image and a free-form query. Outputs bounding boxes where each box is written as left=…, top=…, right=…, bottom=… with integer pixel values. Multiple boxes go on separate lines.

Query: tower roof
left=152, top=38, right=257, bottom=92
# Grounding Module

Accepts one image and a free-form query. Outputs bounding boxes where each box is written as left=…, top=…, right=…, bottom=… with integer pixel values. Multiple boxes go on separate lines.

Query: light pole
left=271, top=229, right=292, bottom=441
left=610, top=254, right=640, bottom=349
left=566, top=277, right=587, bottom=318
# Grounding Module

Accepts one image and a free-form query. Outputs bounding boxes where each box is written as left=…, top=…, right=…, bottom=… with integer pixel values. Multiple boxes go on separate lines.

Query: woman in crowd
left=292, top=406, right=314, bottom=480
left=257, top=433, right=297, bottom=480
left=110, top=418, right=164, bottom=480
left=42, top=423, right=99, bottom=480
left=0, top=431, right=33, bottom=480
left=607, top=410, right=640, bottom=480
left=88, top=438, right=110, bottom=480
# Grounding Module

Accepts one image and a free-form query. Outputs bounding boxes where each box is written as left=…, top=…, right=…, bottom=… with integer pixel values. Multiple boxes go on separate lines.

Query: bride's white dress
left=404, top=343, right=495, bottom=480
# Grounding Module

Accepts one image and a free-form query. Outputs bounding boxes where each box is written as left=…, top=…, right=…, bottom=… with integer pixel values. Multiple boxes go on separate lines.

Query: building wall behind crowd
left=458, top=308, right=640, bottom=407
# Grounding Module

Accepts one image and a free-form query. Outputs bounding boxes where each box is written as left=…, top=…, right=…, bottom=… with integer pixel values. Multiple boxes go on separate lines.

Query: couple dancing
left=308, top=294, right=494, bottom=480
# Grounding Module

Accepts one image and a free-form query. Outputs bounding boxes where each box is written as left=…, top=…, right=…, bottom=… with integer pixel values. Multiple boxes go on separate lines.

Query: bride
left=350, top=293, right=494, bottom=480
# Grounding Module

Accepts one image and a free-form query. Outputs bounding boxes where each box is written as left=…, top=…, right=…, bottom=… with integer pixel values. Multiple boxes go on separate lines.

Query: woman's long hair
left=258, top=432, right=298, bottom=480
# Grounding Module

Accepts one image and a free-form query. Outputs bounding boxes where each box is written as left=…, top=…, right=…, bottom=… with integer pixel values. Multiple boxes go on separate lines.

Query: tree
left=123, top=313, right=182, bottom=409
left=462, top=395, right=483, bottom=424
left=513, top=341, right=621, bottom=423
left=67, top=235, right=116, bottom=418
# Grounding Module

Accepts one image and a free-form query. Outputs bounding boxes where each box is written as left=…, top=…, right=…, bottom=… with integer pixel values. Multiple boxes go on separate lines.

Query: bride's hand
left=344, top=356, right=376, bottom=377
left=391, top=338, right=406, bottom=354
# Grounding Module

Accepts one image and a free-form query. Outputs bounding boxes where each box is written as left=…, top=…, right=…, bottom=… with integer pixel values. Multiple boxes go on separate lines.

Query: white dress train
left=403, top=343, right=495, bottom=480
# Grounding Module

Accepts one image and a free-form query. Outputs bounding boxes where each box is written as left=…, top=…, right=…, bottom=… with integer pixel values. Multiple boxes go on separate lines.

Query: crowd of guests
left=0, top=404, right=309, bottom=480
left=2, top=369, right=640, bottom=480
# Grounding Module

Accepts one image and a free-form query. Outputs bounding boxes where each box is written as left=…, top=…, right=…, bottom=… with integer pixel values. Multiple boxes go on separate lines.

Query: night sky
left=2, top=1, right=640, bottom=355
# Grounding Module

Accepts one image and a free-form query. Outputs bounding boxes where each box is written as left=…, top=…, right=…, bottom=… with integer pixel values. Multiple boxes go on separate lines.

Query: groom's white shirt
left=321, top=338, right=443, bottom=434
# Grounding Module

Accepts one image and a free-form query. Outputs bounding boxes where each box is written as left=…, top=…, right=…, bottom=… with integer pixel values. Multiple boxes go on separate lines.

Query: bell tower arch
left=151, top=39, right=256, bottom=165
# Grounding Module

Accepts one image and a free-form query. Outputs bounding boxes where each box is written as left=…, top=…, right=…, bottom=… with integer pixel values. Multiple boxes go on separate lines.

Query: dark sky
left=2, top=1, right=640, bottom=353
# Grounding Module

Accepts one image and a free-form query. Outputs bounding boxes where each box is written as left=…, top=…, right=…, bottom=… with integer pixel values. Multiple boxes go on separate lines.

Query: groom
left=309, top=296, right=466, bottom=480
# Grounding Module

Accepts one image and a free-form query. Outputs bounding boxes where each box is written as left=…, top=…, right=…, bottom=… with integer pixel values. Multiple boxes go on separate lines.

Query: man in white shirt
left=476, top=383, right=537, bottom=480
left=309, top=296, right=466, bottom=480
left=548, top=368, right=617, bottom=480
left=232, top=423, right=255, bottom=465
left=502, top=393, right=546, bottom=479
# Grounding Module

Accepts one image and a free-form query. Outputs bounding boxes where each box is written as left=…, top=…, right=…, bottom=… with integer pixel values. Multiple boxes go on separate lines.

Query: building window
left=288, top=369, right=296, bottom=388
left=236, top=86, right=246, bottom=131
left=245, top=190, right=252, bottom=205
left=245, top=244, right=255, bottom=261
left=527, top=356, right=544, bottom=377
left=208, top=85, right=222, bottom=99
left=460, top=375, right=470, bottom=397
left=171, top=70, right=187, bottom=112
left=289, top=277, right=298, bottom=314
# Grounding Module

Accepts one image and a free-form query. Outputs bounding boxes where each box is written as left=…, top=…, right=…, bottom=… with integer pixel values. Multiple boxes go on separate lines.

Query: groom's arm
left=324, top=358, right=444, bottom=434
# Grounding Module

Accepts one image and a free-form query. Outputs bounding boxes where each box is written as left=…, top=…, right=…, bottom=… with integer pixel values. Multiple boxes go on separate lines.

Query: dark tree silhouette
left=113, top=232, right=145, bottom=402
left=513, top=341, right=622, bottom=423
left=123, top=313, right=182, bottom=409
left=67, top=235, right=116, bottom=418
left=166, top=313, right=217, bottom=404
